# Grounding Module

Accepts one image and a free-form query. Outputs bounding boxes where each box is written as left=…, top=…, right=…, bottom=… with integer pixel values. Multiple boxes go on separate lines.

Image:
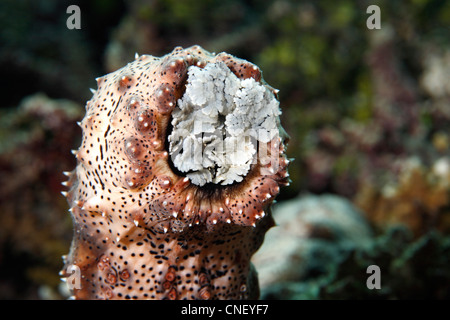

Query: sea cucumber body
left=61, top=46, right=289, bottom=299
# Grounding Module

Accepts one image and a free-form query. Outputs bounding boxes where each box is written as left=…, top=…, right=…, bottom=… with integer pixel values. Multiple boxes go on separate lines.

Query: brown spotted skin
left=61, top=46, right=289, bottom=300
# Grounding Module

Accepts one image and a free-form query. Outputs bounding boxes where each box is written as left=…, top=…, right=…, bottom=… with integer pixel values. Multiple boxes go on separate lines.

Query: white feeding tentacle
left=168, top=62, right=280, bottom=186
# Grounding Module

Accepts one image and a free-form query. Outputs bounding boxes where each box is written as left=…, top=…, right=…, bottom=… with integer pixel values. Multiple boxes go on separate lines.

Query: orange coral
left=355, top=159, right=450, bottom=237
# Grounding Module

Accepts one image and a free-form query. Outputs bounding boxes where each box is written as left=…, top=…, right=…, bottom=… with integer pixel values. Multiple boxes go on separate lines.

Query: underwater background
left=0, top=0, right=449, bottom=299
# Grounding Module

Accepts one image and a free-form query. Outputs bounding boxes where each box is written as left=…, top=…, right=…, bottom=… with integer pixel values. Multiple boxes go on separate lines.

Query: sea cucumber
left=60, top=46, right=289, bottom=300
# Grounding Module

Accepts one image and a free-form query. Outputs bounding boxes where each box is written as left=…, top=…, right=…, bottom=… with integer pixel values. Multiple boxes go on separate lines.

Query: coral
left=254, top=194, right=450, bottom=300
left=262, top=227, right=450, bottom=300
left=252, top=194, right=372, bottom=291
left=0, top=93, right=82, bottom=299
left=355, top=158, right=450, bottom=237
left=60, top=46, right=289, bottom=300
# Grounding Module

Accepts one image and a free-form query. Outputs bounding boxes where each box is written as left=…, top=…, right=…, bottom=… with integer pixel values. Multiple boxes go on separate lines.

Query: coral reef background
left=0, top=0, right=449, bottom=299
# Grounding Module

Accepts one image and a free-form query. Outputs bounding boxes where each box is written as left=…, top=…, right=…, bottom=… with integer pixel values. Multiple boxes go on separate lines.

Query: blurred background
left=0, top=0, right=449, bottom=299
